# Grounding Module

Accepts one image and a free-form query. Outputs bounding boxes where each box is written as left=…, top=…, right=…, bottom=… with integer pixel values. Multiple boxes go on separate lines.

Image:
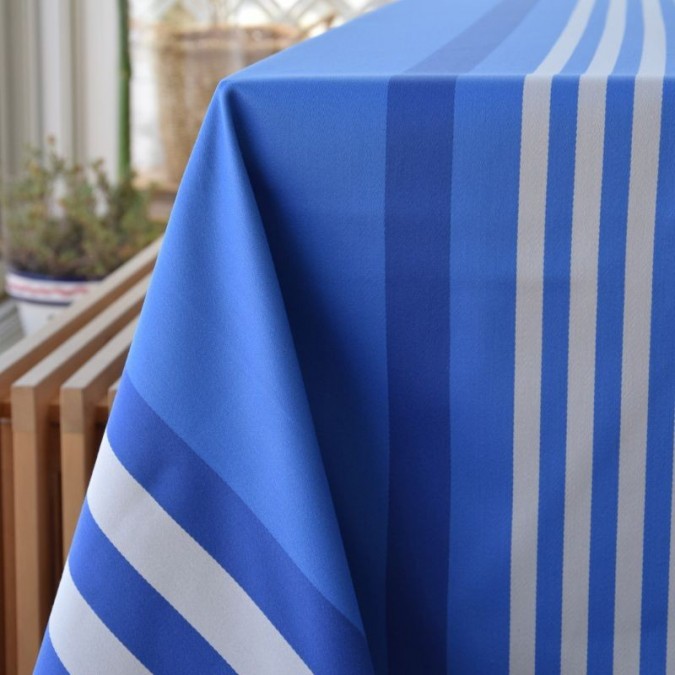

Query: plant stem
left=118, top=0, right=131, bottom=181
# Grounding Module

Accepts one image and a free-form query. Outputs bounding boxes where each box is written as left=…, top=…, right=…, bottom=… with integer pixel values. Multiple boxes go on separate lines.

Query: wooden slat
left=47, top=422, right=62, bottom=598
left=94, top=395, right=110, bottom=424
left=0, top=239, right=159, bottom=674
left=0, top=238, right=160, bottom=401
left=47, top=400, right=59, bottom=425
left=1, top=419, right=16, bottom=675
left=60, top=319, right=138, bottom=558
left=108, top=378, right=121, bottom=411
left=12, top=276, right=149, bottom=675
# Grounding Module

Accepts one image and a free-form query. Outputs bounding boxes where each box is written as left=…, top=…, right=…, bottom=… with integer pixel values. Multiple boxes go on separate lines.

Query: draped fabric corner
left=35, top=81, right=372, bottom=675
left=36, top=0, right=675, bottom=673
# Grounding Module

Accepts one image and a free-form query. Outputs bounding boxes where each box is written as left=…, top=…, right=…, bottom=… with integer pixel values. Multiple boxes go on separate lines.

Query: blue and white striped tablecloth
left=36, top=0, right=675, bottom=672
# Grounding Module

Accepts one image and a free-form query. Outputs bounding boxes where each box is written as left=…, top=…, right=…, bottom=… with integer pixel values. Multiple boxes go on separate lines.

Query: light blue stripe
left=448, top=76, right=522, bottom=673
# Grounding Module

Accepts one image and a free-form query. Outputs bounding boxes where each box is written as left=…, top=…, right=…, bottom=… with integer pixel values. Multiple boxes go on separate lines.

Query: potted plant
left=1, top=138, right=162, bottom=334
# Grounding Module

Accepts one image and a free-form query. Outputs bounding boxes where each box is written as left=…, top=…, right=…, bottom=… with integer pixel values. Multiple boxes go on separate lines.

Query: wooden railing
left=0, top=238, right=161, bottom=675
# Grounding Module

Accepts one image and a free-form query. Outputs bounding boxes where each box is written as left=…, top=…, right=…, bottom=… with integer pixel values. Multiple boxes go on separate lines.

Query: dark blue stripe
left=639, top=76, right=675, bottom=675
left=108, top=374, right=373, bottom=675
left=384, top=1, right=539, bottom=671
left=412, top=0, right=542, bottom=73
left=384, top=77, right=454, bottom=674
left=68, top=502, right=232, bottom=674
left=34, top=628, right=68, bottom=675
left=587, top=78, right=634, bottom=674
left=534, top=75, right=578, bottom=674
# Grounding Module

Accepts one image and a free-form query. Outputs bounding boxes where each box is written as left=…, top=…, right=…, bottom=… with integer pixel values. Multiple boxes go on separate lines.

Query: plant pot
left=5, top=270, right=100, bottom=335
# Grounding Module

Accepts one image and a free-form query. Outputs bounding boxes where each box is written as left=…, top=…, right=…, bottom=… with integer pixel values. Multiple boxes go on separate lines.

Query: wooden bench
left=0, top=238, right=160, bottom=675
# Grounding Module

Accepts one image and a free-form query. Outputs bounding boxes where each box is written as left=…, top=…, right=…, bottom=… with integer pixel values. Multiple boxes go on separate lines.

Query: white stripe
left=638, top=0, right=666, bottom=75
left=613, top=0, right=666, bottom=672
left=510, top=1, right=596, bottom=673
left=560, top=0, right=627, bottom=673
left=667, top=415, right=675, bottom=675
left=49, top=563, right=150, bottom=675
left=510, top=75, right=551, bottom=675
left=536, top=0, right=597, bottom=75
left=87, top=435, right=312, bottom=675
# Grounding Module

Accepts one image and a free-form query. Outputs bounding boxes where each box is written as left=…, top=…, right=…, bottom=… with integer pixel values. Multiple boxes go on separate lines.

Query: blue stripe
left=384, top=0, right=539, bottom=670
left=587, top=1, right=643, bottom=668
left=447, top=76, right=521, bottom=673
left=562, top=0, right=611, bottom=74
left=234, top=75, right=392, bottom=675
left=473, top=0, right=579, bottom=75
left=410, top=0, right=540, bottom=73
left=108, top=374, right=373, bottom=675
left=639, top=1, right=675, bottom=667
left=68, top=502, right=232, bottom=674
left=613, top=0, right=644, bottom=77
left=384, top=76, right=453, bottom=673
left=531, top=0, right=631, bottom=641
left=127, top=79, right=361, bottom=630
left=587, top=78, right=634, bottom=675
left=533, top=75, right=577, bottom=674
left=34, top=628, right=68, bottom=675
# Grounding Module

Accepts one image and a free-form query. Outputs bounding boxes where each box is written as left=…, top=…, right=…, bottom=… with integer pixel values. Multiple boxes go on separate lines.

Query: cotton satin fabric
left=36, top=0, right=675, bottom=672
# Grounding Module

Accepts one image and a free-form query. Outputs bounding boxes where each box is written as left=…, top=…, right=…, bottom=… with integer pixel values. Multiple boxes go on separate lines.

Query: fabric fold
left=37, top=80, right=372, bottom=675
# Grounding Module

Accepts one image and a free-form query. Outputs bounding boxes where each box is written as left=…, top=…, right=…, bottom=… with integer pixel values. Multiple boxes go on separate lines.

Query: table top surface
left=232, top=0, right=674, bottom=80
